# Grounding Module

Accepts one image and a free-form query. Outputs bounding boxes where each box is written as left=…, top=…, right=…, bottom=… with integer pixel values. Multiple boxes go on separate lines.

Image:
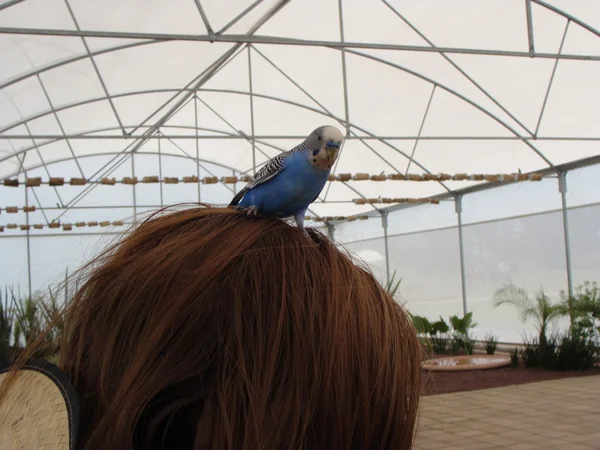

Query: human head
left=4, top=206, right=420, bottom=449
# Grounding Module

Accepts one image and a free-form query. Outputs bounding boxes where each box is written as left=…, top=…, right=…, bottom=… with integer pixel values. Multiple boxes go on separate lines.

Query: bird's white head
left=304, top=125, right=344, bottom=170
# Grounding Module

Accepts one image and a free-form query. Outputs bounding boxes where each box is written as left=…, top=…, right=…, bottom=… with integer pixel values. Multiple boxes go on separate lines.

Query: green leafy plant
left=430, top=317, right=450, bottom=354
left=494, top=284, right=562, bottom=349
left=410, top=314, right=433, bottom=353
left=510, top=347, right=519, bottom=367
left=484, top=333, right=498, bottom=355
left=540, top=334, right=558, bottom=370
left=449, top=312, right=477, bottom=355
left=2, top=280, right=71, bottom=361
left=560, top=282, right=600, bottom=328
left=463, top=338, right=475, bottom=355
left=0, top=288, right=15, bottom=359
left=521, top=337, right=542, bottom=368
left=519, top=331, right=594, bottom=371
left=556, top=332, right=595, bottom=371
left=410, top=314, right=431, bottom=336
left=559, top=281, right=600, bottom=363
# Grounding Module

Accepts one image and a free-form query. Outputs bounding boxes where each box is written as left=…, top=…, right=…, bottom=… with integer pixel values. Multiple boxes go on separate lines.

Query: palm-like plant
left=449, top=312, right=477, bottom=354
left=493, top=283, right=562, bottom=348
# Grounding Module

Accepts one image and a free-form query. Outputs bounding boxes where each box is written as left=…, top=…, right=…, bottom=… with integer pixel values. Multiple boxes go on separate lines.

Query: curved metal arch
left=2, top=1, right=599, bottom=94
left=1, top=42, right=566, bottom=183
left=1, top=87, right=449, bottom=190
left=1, top=149, right=243, bottom=180
left=532, top=0, right=600, bottom=39
left=0, top=88, right=413, bottom=176
left=0, top=124, right=288, bottom=166
left=342, top=49, right=557, bottom=171
left=2, top=149, right=380, bottom=214
left=0, top=48, right=568, bottom=176
left=3, top=83, right=558, bottom=195
left=2, top=81, right=554, bottom=199
left=0, top=40, right=160, bottom=92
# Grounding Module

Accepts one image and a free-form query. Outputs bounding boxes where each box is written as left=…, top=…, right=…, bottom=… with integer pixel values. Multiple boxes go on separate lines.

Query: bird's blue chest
left=239, top=152, right=329, bottom=217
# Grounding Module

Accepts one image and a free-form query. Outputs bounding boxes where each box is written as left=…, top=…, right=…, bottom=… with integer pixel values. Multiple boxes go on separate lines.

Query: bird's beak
left=326, top=142, right=340, bottom=161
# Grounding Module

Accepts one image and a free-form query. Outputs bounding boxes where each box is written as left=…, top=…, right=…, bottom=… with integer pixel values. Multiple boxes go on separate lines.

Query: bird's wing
left=229, top=150, right=294, bottom=206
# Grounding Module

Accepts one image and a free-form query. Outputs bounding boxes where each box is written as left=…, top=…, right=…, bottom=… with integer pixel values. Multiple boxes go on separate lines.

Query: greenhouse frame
left=1, top=0, right=599, bottom=342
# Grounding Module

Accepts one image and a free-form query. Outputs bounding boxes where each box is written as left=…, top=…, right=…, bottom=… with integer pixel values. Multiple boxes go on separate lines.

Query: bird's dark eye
left=312, top=149, right=320, bottom=156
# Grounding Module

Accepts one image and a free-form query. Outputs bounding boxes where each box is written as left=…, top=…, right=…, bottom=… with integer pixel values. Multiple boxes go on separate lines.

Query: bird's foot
left=231, top=205, right=259, bottom=216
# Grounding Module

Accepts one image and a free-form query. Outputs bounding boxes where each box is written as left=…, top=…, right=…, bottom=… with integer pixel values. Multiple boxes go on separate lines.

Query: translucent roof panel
left=1, top=0, right=600, bottom=221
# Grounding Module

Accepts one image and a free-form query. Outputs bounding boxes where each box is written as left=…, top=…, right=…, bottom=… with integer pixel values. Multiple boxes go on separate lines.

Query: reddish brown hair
left=5, top=206, right=421, bottom=449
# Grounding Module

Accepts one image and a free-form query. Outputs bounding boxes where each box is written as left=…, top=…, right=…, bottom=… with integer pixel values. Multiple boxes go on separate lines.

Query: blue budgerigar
left=229, top=125, right=345, bottom=235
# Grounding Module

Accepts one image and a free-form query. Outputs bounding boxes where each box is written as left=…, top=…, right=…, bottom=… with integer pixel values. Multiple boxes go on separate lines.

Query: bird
left=229, top=125, right=345, bottom=236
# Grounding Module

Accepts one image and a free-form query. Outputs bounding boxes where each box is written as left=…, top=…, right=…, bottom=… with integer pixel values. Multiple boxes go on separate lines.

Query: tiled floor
left=413, top=375, right=600, bottom=449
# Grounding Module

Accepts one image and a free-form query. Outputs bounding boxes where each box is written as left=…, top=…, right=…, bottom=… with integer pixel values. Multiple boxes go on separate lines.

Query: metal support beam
left=20, top=55, right=86, bottom=178
left=131, top=154, right=137, bottom=224
left=193, top=95, right=272, bottom=163
left=1, top=27, right=599, bottom=61
left=526, top=0, right=535, bottom=56
left=24, top=178, right=32, bottom=300
left=249, top=45, right=417, bottom=201
left=0, top=0, right=25, bottom=11
left=5, top=133, right=600, bottom=142
left=337, top=0, right=350, bottom=135
left=381, top=211, right=391, bottom=286
left=382, top=0, right=535, bottom=137
left=344, top=48, right=557, bottom=172
left=19, top=121, right=66, bottom=212
left=64, top=0, right=126, bottom=135
left=455, top=195, right=468, bottom=316
left=247, top=45, right=257, bottom=174
left=326, top=223, right=335, bottom=240
left=535, top=20, right=570, bottom=137
left=558, top=172, right=574, bottom=298
left=1, top=150, right=242, bottom=182
left=47, top=0, right=292, bottom=221
left=159, top=131, right=235, bottom=194
left=532, top=0, right=600, bottom=39
left=406, top=84, right=435, bottom=175
left=193, top=0, right=215, bottom=38
left=194, top=96, right=201, bottom=202
left=217, top=0, right=265, bottom=35
left=158, top=129, right=164, bottom=207
left=17, top=154, right=33, bottom=300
